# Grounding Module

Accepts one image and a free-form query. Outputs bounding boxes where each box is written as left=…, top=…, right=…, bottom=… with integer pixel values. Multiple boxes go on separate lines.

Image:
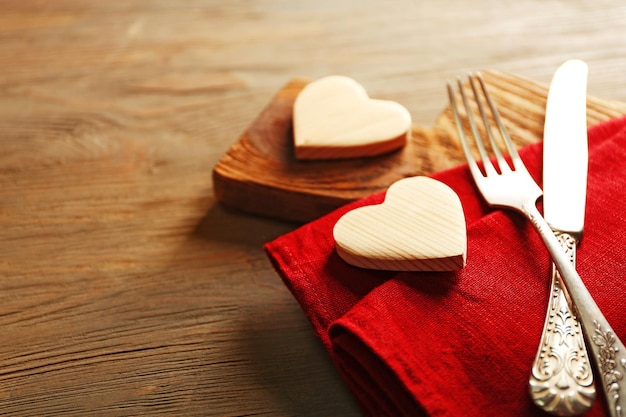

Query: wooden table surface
left=2, top=1, right=626, bottom=415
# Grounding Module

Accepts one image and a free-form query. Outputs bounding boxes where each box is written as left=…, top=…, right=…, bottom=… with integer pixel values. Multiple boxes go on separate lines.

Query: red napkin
left=265, top=116, right=626, bottom=416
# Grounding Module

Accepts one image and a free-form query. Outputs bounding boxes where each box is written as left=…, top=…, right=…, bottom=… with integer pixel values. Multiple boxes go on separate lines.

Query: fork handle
left=529, top=233, right=595, bottom=416
left=524, top=201, right=626, bottom=417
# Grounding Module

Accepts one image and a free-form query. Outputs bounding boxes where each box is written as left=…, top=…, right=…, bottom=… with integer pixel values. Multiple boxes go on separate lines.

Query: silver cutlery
left=529, top=59, right=595, bottom=416
left=448, top=73, right=626, bottom=417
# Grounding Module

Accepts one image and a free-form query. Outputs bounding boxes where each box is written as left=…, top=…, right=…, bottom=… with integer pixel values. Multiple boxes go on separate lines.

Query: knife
left=528, top=59, right=595, bottom=415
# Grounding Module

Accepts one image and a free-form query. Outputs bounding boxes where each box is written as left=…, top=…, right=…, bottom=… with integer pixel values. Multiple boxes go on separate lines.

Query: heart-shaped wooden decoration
left=293, top=75, right=412, bottom=160
left=333, top=176, right=466, bottom=271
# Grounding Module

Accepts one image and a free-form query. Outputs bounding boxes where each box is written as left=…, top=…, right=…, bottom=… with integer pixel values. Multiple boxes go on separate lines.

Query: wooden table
left=2, top=1, right=626, bottom=415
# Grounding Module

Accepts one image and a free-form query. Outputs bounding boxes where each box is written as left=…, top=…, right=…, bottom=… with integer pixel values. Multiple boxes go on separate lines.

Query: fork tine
left=458, top=77, right=499, bottom=177
left=447, top=79, right=497, bottom=178
left=447, top=82, right=482, bottom=180
left=475, top=73, right=525, bottom=172
left=470, top=74, right=511, bottom=174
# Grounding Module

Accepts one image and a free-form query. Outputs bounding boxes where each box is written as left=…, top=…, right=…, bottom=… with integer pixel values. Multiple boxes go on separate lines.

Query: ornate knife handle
left=526, top=204, right=626, bottom=417
left=529, top=232, right=595, bottom=415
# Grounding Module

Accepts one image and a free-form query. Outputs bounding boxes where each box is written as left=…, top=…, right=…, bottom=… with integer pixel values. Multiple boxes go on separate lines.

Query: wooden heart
left=293, top=75, right=412, bottom=160
left=333, top=176, right=466, bottom=271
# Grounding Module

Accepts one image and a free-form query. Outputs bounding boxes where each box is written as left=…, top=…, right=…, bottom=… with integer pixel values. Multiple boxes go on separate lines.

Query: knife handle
left=529, top=232, right=595, bottom=416
left=526, top=204, right=626, bottom=417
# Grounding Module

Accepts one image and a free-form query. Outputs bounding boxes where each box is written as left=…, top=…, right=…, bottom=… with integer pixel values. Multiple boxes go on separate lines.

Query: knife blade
left=543, top=59, right=589, bottom=236
left=529, top=59, right=595, bottom=415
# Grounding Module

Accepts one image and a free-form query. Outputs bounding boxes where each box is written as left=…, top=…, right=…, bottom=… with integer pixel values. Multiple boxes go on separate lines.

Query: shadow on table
left=237, top=301, right=362, bottom=417
left=184, top=202, right=360, bottom=415
left=193, top=203, right=296, bottom=248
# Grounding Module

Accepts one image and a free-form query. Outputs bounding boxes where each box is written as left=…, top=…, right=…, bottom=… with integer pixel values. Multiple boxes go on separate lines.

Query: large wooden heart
left=333, top=176, right=467, bottom=271
left=293, top=75, right=411, bottom=160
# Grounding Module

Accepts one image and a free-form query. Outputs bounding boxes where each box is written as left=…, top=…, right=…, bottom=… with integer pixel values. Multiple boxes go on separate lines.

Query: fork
left=448, top=73, right=626, bottom=417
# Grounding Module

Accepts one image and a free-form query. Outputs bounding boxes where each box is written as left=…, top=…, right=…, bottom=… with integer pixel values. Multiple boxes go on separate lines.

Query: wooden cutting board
left=212, top=70, right=626, bottom=223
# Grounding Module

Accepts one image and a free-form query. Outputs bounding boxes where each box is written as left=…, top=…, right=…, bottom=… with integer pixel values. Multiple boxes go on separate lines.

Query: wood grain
left=2, top=1, right=626, bottom=416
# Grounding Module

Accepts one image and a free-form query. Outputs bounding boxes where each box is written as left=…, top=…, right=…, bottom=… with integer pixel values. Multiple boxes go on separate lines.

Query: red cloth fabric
left=264, top=116, right=626, bottom=416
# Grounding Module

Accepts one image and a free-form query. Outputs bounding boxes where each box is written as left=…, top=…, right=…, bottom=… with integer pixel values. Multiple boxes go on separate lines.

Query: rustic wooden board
left=213, top=70, right=626, bottom=223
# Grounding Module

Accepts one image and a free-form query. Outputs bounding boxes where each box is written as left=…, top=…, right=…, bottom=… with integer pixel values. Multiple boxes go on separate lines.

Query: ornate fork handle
left=529, top=232, right=595, bottom=415
left=524, top=201, right=626, bottom=417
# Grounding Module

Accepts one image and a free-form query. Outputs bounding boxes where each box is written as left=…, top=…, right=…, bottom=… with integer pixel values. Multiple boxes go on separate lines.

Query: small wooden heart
left=333, top=176, right=467, bottom=271
left=293, top=75, right=412, bottom=160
